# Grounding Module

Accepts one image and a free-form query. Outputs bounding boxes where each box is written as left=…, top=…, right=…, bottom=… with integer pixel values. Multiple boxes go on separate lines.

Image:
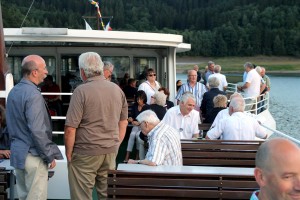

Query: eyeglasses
left=137, top=121, right=145, bottom=126
left=148, top=74, right=156, bottom=77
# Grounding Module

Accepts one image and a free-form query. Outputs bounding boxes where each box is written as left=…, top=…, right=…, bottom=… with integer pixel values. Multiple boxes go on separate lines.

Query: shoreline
left=176, top=69, right=300, bottom=76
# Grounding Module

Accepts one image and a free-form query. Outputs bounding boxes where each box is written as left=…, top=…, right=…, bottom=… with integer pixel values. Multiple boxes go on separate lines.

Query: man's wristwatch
left=137, top=160, right=140, bottom=164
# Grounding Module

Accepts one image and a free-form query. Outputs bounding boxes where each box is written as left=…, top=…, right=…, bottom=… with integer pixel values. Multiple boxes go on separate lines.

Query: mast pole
left=0, top=2, right=8, bottom=107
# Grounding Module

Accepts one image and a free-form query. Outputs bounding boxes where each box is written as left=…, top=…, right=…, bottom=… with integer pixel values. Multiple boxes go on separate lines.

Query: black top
left=149, top=104, right=167, bottom=120
left=203, top=107, right=226, bottom=123
left=130, top=103, right=150, bottom=120
left=166, top=100, right=174, bottom=110
left=200, top=88, right=226, bottom=118
left=0, top=127, right=10, bottom=150
left=197, top=71, right=202, bottom=82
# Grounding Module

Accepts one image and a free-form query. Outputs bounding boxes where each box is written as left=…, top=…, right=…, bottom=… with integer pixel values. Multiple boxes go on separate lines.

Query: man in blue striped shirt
left=176, top=70, right=207, bottom=111
left=128, top=110, right=182, bottom=166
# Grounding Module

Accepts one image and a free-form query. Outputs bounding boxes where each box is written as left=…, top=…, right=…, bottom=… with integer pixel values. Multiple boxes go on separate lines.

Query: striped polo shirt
left=146, top=122, right=182, bottom=166
left=175, top=82, right=207, bottom=109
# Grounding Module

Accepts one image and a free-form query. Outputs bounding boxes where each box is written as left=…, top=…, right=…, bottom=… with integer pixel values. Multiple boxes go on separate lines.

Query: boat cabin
left=3, top=27, right=190, bottom=106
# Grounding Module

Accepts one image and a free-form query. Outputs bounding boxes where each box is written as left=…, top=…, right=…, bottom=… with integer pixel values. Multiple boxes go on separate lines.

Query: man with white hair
left=238, top=62, right=261, bottom=98
left=163, top=92, right=200, bottom=139
left=64, top=52, right=128, bottom=199
left=206, top=93, right=267, bottom=140
left=207, top=64, right=228, bottom=91
left=175, top=70, right=207, bottom=111
left=103, top=61, right=114, bottom=81
left=128, top=110, right=182, bottom=166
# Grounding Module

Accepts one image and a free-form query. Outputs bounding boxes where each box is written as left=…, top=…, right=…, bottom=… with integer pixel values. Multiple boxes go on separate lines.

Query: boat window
left=7, top=56, right=56, bottom=84
left=133, top=57, right=157, bottom=80
left=103, top=56, right=130, bottom=83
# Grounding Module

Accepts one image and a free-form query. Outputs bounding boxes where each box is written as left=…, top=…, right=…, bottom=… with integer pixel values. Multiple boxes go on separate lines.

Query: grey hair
left=208, top=76, right=220, bottom=88
left=153, top=92, right=167, bottom=107
left=78, top=52, right=104, bottom=78
left=255, top=66, right=262, bottom=74
left=103, top=61, right=114, bottom=71
left=180, top=92, right=196, bottom=104
left=213, top=94, right=228, bottom=108
left=136, top=110, right=160, bottom=124
left=229, top=92, right=243, bottom=101
left=255, top=140, right=270, bottom=170
left=208, top=61, right=215, bottom=66
left=214, top=65, right=221, bottom=73
left=188, top=69, right=196, bottom=75
left=229, top=94, right=245, bottom=112
left=244, top=62, right=254, bottom=69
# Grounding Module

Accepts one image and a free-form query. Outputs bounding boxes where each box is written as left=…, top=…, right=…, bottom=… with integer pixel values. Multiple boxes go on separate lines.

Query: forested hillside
left=2, top=0, right=300, bottom=56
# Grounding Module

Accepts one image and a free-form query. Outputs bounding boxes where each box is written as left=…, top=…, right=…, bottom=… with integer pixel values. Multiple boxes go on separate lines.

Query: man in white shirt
left=163, top=92, right=200, bottom=139
left=207, top=65, right=228, bottom=91
left=238, top=62, right=261, bottom=98
left=206, top=93, right=267, bottom=140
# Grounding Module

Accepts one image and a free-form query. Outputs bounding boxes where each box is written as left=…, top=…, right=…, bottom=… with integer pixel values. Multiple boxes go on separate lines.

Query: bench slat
left=182, top=151, right=256, bottom=158
left=183, top=158, right=255, bottom=166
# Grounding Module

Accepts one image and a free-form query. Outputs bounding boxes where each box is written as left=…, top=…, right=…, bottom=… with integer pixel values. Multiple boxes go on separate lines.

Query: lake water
left=176, top=73, right=300, bottom=140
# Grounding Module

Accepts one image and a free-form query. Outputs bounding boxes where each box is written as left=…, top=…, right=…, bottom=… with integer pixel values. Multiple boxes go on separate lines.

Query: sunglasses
left=148, top=74, right=156, bottom=77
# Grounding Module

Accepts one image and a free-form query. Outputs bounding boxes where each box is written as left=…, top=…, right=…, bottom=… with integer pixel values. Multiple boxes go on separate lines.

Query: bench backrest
left=107, top=170, right=258, bottom=199
left=181, top=140, right=264, bottom=167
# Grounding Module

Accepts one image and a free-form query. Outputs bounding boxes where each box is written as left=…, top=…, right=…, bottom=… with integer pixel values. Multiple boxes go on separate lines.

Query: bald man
left=252, top=138, right=300, bottom=200
left=6, top=55, right=63, bottom=199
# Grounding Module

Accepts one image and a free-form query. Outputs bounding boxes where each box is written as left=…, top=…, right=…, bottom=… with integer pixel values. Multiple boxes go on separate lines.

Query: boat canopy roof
left=4, top=28, right=191, bottom=52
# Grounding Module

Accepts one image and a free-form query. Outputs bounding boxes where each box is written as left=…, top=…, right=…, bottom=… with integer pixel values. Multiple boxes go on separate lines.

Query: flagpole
left=0, top=2, right=8, bottom=107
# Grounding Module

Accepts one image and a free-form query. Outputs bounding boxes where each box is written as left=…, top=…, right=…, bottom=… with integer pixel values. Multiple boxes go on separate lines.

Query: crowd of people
left=2, top=53, right=292, bottom=200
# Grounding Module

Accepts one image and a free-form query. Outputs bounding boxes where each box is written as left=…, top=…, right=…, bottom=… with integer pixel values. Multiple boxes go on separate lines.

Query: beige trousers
left=68, top=152, right=116, bottom=200
left=15, top=153, right=48, bottom=200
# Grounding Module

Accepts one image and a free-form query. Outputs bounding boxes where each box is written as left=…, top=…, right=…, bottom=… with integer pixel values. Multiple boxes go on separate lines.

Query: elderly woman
left=158, top=87, right=174, bottom=109
left=138, top=68, right=161, bottom=105
left=203, top=94, right=228, bottom=123
left=124, top=90, right=150, bottom=162
left=150, top=91, right=167, bottom=120
left=0, top=105, right=11, bottom=159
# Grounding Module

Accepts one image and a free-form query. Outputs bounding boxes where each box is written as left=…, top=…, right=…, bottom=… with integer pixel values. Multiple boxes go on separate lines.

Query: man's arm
left=238, top=82, right=250, bottom=91
left=118, top=119, right=128, bottom=143
left=127, top=159, right=157, bottom=166
left=64, top=126, right=76, bottom=162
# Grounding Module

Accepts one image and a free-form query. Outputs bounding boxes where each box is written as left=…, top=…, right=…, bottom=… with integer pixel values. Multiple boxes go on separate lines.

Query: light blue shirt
left=175, top=82, right=207, bottom=109
left=6, top=78, right=63, bottom=169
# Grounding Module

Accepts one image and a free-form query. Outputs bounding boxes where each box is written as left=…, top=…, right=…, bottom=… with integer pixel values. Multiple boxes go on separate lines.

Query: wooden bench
left=181, top=140, right=264, bottom=167
left=107, top=170, right=258, bottom=199
left=0, top=170, right=8, bottom=200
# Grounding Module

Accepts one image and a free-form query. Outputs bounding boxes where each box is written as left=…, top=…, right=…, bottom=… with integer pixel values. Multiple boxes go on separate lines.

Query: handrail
left=261, top=124, right=300, bottom=145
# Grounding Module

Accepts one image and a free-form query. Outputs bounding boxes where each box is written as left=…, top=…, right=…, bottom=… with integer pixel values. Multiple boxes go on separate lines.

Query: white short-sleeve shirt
left=138, top=81, right=161, bottom=104
left=207, top=112, right=267, bottom=140
left=244, top=69, right=261, bottom=98
left=162, top=105, right=200, bottom=139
